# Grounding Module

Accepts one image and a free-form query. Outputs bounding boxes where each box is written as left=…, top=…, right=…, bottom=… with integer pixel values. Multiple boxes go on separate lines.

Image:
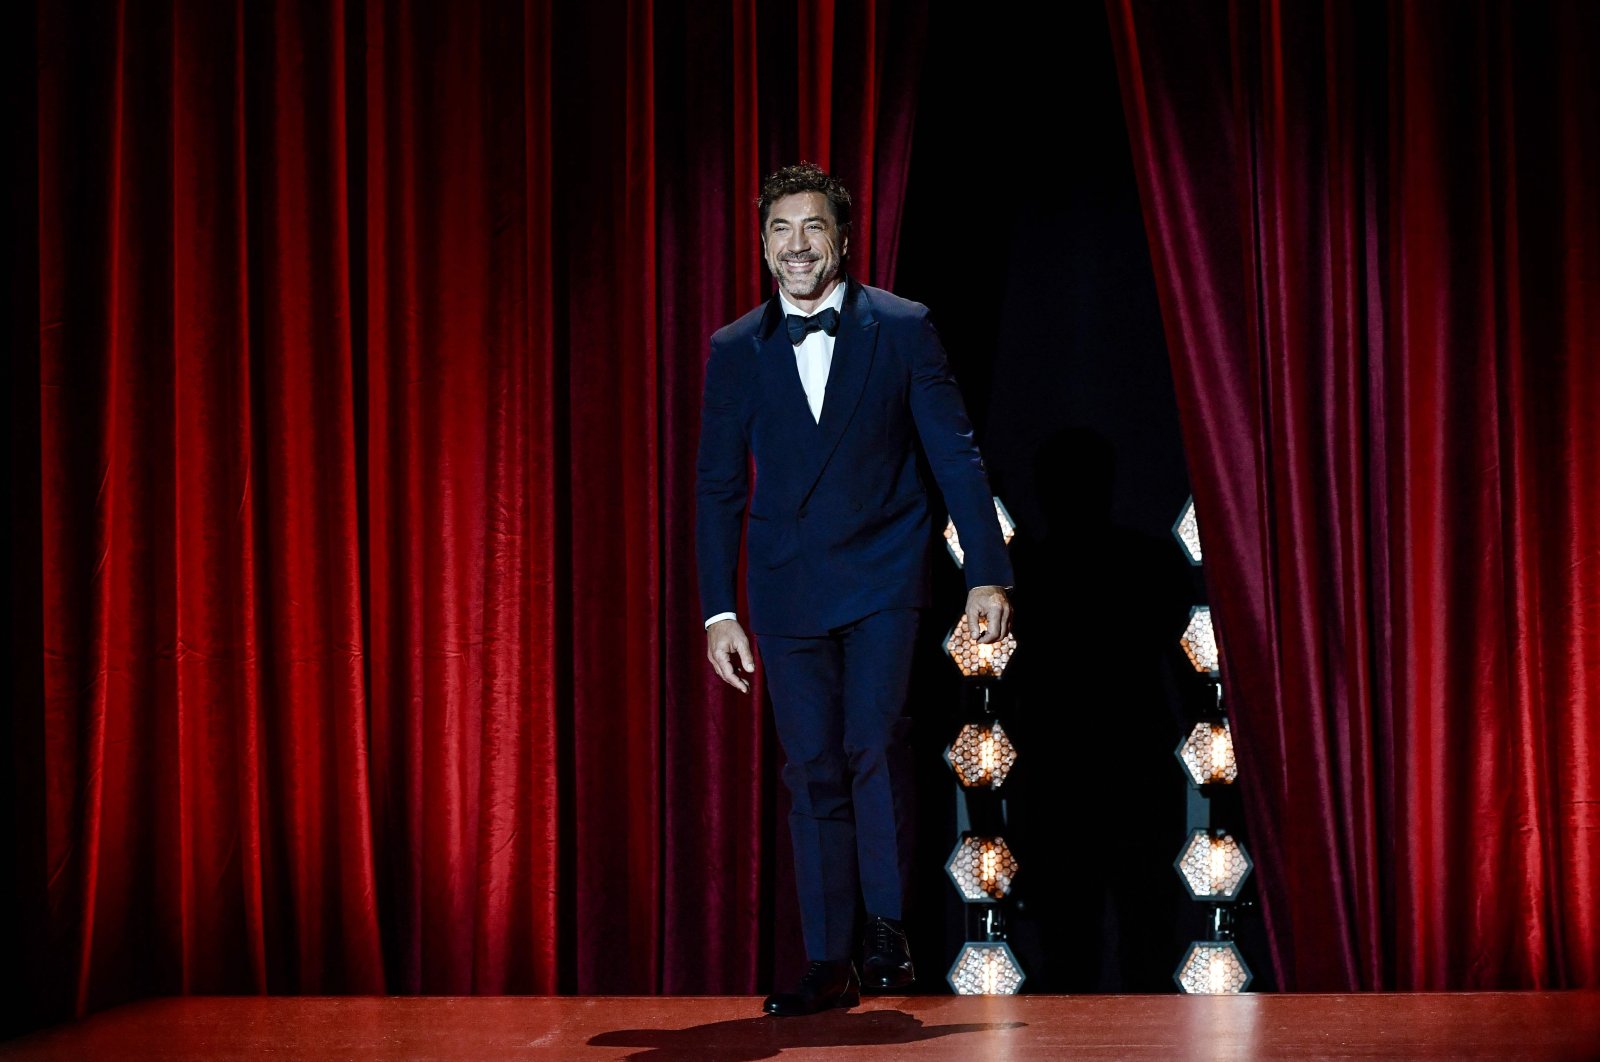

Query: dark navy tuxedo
left=696, top=278, right=1012, bottom=635
left=694, top=277, right=1012, bottom=961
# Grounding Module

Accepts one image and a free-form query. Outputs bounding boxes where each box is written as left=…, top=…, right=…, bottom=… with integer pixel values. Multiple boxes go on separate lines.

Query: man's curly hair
left=756, top=162, right=853, bottom=234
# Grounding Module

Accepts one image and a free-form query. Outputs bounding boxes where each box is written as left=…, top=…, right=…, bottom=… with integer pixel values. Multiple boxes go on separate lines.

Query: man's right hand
left=707, top=619, right=757, bottom=694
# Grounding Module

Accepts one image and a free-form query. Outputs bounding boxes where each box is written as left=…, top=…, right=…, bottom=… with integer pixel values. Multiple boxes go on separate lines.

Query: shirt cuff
left=704, top=611, right=738, bottom=629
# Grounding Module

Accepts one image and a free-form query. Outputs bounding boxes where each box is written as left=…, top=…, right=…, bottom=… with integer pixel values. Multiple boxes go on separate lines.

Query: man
left=695, top=163, right=1013, bottom=1016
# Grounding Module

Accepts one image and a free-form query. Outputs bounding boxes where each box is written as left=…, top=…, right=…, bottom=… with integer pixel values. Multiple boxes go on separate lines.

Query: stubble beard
left=769, top=252, right=838, bottom=301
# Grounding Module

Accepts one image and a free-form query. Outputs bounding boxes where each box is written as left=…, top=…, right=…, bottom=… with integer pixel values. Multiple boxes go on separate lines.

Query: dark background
left=890, top=1, right=1269, bottom=993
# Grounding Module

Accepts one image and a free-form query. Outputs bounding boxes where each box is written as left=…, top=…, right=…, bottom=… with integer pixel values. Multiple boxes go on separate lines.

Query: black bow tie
left=786, top=307, right=840, bottom=345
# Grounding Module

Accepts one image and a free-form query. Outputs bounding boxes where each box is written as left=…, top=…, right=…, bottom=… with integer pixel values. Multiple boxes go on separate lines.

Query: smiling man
left=695, top=163, right=1013, bottom=1015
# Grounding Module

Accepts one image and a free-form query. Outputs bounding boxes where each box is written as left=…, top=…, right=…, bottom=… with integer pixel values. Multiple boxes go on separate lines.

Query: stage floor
left=5, top=992, right=1599, bottom=1060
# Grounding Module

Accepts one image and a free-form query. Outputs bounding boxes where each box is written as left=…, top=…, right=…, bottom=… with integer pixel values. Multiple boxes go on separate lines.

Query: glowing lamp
left=943, top=614, right=1018, bottom=680
left=943, top=496, right=1018, bottom=568
left=1180, top=605, right=1219, bottom=677
left=945, top=720, right=1018, bottom=789
left=945, top=836, right=1018, bottom=902
left=1175, top=719, right=1237, bottom=786
left=1173, top=495, right=1202, bottom=565
left=1174, top=941, right=1253, bottom=994
left=1174, top=829, right=1253, bottom=901
left=946, top=942, right=1026, bottom=995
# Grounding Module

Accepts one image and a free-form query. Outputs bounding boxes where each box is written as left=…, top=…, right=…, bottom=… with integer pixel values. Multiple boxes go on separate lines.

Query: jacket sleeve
left=694, top=335, right=750, bottom=621
left=905, top=311, right=1014, bottom=590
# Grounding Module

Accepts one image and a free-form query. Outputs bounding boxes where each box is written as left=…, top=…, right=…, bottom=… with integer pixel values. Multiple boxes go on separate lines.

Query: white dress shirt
left=704, top=282, right=848, bottom=629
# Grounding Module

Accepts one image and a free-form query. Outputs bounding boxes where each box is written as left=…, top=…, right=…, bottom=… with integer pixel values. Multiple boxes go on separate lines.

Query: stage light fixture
left=945, top=836, right=1018, bottom=902
left=945, top=720, right=1018, bottom=789
left=1175, top=719, right=1237, bottom=786
left=1174, top=941, right=1252, bottom=994
left=1175, top=829, right=1253, bottom=901
left=943, top=497, right=1018, bottom=568
left=946, top=942, right=1026, bottom=995
left=1180, top=605, right=1220, bottom=677
left=1173, top=495, right=1203, bottom=565
left=943, top=614, right=1018, bottom=680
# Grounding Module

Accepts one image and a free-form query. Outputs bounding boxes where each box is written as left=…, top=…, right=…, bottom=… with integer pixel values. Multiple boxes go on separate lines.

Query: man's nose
left=783, top=227, right=809, bottom=252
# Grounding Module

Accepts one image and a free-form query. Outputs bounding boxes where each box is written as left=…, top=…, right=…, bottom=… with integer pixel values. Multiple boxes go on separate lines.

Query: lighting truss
left=1180, top=605, right=1220, bottom=677
left=945, top=835, right=1019, bottom=902
left=1174, top=829, right=1253, bottom=901
left=1174, top=941, right=1253, bottom=994
left=945, top=720, right=1018, bottom=789
left=1175, top=719, right=1237, bottom=786
left=943, top=613, right=1018, bottom=680
left=1172, top=495, right=1202, bottom=565
left=947, top=942, right=1026, bottom=995
left=943, top=497, right=1018, bottom=569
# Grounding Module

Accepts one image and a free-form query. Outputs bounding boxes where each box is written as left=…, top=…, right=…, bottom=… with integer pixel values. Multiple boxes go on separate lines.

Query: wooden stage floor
left=5, top=992, right=1599, bottom=1060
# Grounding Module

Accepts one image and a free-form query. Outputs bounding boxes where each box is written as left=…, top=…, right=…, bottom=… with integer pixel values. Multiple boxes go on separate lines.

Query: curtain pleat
left=1108, top=0, right=1600, bottom=991
left=22, top=0, right=926, bottom=1021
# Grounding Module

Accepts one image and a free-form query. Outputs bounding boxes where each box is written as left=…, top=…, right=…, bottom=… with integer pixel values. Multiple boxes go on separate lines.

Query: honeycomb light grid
left=945, top=720, right=1018, bottom=789
left=1176, top=719, right=1238, bottom=786
left=1174, top=941, right=1253, bottom=994
left=943, top=613, right=1018, bottom=679
left=1174, top=829, right=1253, bottom=901
left=945, top=835, right=1018, bottom=902
left=943, top=496, right=1019, bottom=568
left=1173, top=495, right=1203, bottom=565
left=1180, top=605, right=1220, bottom=677
left=947, top=942, right=1026, bottom=995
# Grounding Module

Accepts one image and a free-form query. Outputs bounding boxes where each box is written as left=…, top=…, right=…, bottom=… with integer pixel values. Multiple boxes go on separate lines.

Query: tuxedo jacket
left=695, top=278, right=1013, bottom=637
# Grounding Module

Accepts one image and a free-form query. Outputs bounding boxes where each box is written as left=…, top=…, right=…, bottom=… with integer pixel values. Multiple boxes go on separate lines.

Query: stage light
left=1175, top=719, right=1237, bottom=786
left=1180, top=605, right=1219, bottom=677
left=945, top=836, right=1018, bottom=902
left=1173, top=495, right=1202, bottom=565
left=945, top=720, right=1018, bottom=789
left=943, top=497, right=1018, bottom=568
left=1175, top=829, right=1253, bottom=901
left=1174, top=941, right=1252, bottom=994
left=946, top=942, right=1026, bottom=995
left=943, top=614, right=1018, bottom=680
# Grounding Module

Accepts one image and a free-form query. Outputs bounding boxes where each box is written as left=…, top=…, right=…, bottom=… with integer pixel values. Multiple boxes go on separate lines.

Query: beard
left=769, top=252, right=839, bottom=300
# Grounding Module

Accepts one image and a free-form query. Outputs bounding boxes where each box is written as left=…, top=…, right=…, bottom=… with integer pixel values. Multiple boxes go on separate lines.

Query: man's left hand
left=965, top=585, right=1012, bottom=644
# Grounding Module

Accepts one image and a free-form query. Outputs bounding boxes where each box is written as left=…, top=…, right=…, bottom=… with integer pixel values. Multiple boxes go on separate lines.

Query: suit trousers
left=757, top=607, right=923, bottom=961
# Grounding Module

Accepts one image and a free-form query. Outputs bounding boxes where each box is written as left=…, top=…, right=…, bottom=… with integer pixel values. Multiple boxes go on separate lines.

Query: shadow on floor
left=588, top=1007, right=1026, bottom=1061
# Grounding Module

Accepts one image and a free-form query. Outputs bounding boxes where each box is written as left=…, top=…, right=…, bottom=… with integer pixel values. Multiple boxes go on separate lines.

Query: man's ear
left=840, top=226, right=851, bottom=260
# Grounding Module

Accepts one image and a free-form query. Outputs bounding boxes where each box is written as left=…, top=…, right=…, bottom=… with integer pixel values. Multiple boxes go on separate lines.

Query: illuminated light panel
left=947, top=942, right=1026, bottom=995
left=945, top=836, right=1019, bottom=902
left=1174, top=941, right=1253, bottom=994
left=943, top=497, right=1018, bottom=568
left=1181, top=605, right=1220, bottom=677
left=1173, top=496, right=1203, bottom=565
left=943, top=614, right=1018, bottom=680
left=1175, top=719, right=1238, bottom=786
left=945, top=721, right=1018, bottom=789
left=1174, top=829, right=1253, bottom=901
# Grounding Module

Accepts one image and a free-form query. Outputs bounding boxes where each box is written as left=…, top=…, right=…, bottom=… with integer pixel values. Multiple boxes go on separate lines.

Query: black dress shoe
left=861, top=916, right=915, bottom=990
left=762, top=960, right=860, bottom=1016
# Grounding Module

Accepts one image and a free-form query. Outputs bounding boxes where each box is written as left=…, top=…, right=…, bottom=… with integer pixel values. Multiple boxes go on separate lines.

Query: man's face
left=762, top=191, right=848, bottom=302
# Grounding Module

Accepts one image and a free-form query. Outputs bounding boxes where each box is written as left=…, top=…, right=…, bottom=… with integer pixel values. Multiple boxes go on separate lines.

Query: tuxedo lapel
left=751, top=280, right=879, bottom=509
left=798, top=279, right=877, bottom=506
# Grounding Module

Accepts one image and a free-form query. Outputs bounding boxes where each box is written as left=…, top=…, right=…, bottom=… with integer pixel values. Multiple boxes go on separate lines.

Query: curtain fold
left=20, top=0, right=926, bottom=1021
left=1108, top=0, right=1599, bottom=991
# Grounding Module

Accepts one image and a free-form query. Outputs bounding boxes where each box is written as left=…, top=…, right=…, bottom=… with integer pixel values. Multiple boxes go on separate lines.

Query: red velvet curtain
left=1109, top=0, right=1600, bottom=990
left=16, top=0, right=925, bottom=1022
